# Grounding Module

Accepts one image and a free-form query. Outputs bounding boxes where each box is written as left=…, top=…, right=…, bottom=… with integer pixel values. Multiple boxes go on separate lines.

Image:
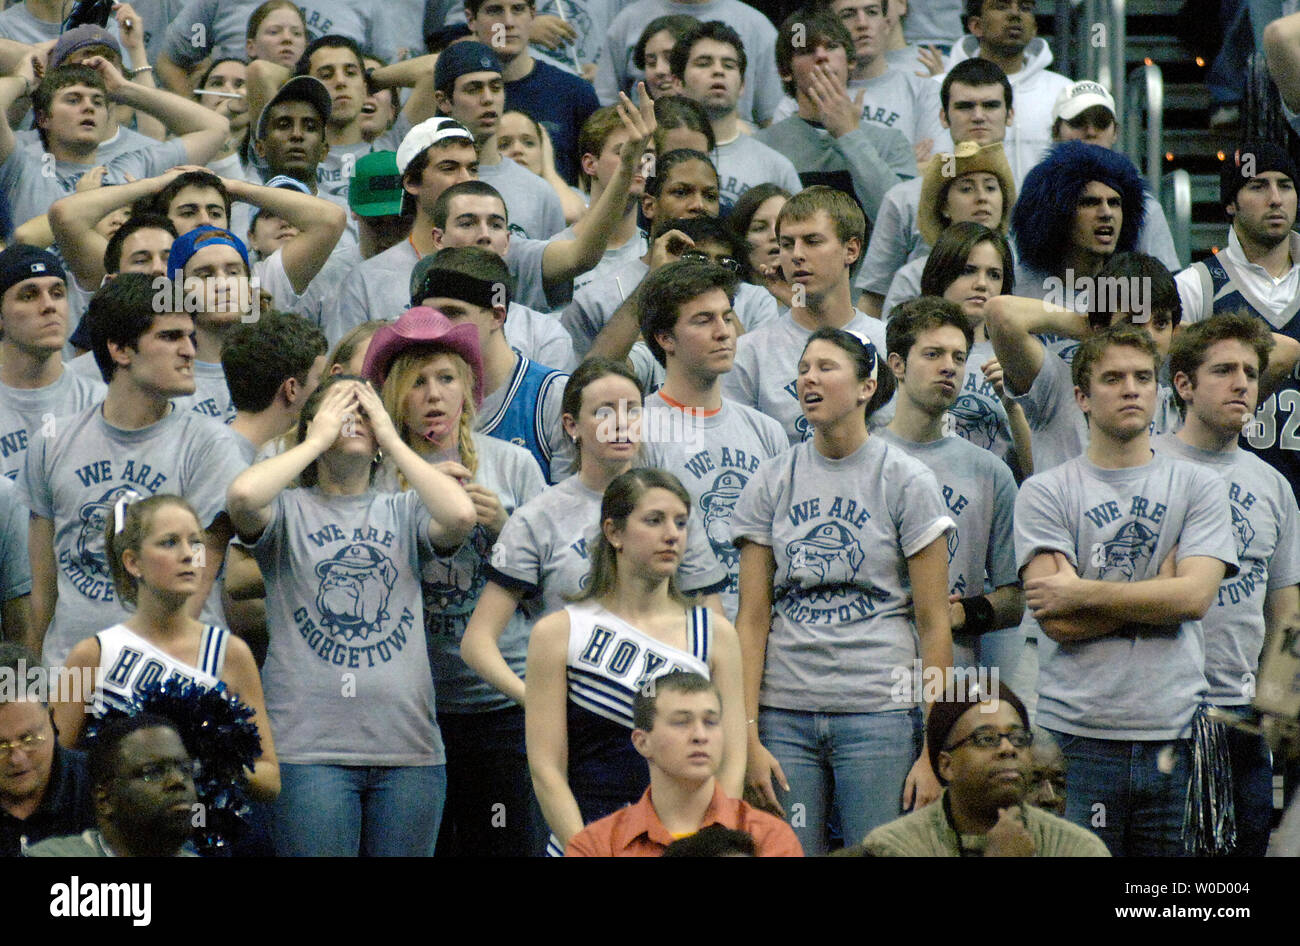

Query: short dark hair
left=1071, top=323, right=1160, bottom=397
left=776, top=7, right=856, bottom=98
left=32, top=65, right=106, bottom=149
left=662, top=824, right=758, bottom=857
left=940, top=58, right=1013, bottom=113
left=221, top=310, right=327, bottom=412
left=632, top=671, right=719, bottom=731
left=920, top=221, right=1015, bottom=298
left=1085, top=252, right=1182, bottom=333
left=87, top=272, right=180, bottom=383
left=803, top=326, right=896, bottom=419
left=639, top=259, right=739, bottom=366
left=669, top=21, right=748, bottom=81
left=298, top=34, right=365, bottom=76
left=633, top=14, right=699, bottom=70
left=86, top=713, right=184, bottom=791
left=431, top=179, right=507, bottom=230
left=672, top=215, right=745, bottom=259
left=886, top=297, right=974, bottom=361
left=148, top=170, right=233, bottom=224
left=653, top=96, right=717, bottom=155
left=104, top=214, right=178, bottom=275
left=1167, top=313, right=1274, bottom=416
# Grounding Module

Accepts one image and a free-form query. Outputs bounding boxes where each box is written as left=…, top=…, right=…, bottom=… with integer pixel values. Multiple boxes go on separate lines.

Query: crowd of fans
left=0, top=0, right=1298, bottom=859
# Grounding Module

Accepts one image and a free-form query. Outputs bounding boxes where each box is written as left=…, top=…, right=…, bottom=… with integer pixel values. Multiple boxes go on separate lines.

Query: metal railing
left=1164, top=169, right=1192, bottom=269
left=1076, top=0, right=1126, bottom=109
left=1123, top=61, right=1164, bottom=202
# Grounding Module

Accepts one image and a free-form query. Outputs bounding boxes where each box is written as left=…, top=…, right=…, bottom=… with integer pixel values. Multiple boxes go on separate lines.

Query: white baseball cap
left=395, top=116, right=476, bottom=174
left=1052, top=80, right=1117, bottom=123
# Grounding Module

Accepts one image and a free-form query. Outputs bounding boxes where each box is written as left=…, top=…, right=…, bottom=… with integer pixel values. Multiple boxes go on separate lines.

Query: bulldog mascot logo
left=314, top=542, right=400, bottom=641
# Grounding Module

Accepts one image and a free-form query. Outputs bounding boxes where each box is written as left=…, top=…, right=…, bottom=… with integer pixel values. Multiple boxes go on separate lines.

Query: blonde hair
left=381, top=346, right=478, bottom=487
left=327, top=319, right=390, bottom=375
left=104, top=494, right=204, bottom=608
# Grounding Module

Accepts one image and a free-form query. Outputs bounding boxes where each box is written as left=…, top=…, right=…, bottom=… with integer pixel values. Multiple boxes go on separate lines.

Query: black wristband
left=958, top=595, right=996, bottom=636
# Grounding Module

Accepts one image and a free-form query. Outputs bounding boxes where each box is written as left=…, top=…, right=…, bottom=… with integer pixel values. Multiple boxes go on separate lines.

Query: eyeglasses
left=944, top=726, right=1034, bottom=752
left=0, top=732, right=47, bottom=758
left=679, top=250, right=745, bottom=275
left=129, top=759, right=201, bottom=783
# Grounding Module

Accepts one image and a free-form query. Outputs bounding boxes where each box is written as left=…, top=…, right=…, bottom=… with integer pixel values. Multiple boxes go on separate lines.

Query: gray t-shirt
left=641, top=393, right=788, bottom=619
left=315, top=114, right=412, bottom=202
left=902, top=0, right=965, bottom=46
left=1153, top=434, right=1300, bottom=706
left=1014, top=451, right=1237, bottom=739
left=0, top=134, right=187, bottom=240
left=0, top=3, right=122, bottom=43
left=754, top=118, right=914, bottom=224
left=249, top=486, right=443, bottom=765
left=595, top=0, right=782, bottom=124
left=0, top=369, right=106, bottom=481
left=378, top=434, right=546, bottom=714
left=876, top=428, right=1017, bottom=602
left=479, top=155, right=566, bottom=241
left=713, top=135, right=804, bottom=215
left=162, top=0, right=400, bottom=67
left=171, top=361, right=235, bottom=424
left=0, top=475, right=32, bottom=639
left=730, top=435, right=954, bottom=712
left=557, top=224, right=647, bottom=295
left=769, top=68, right=951, bottom=153
left=723, top=309, right=889, bottom=446
left=297, top=244, right=362, bottom=346
left=857, top=176, right=924, bottom=296
left=881, top=254, right=924, bottom=320
left=1009, top=347, right=1088, bottom=475
left=19, top=403, right=246, bottom=667
left=486, top=470, right=727, bottom=618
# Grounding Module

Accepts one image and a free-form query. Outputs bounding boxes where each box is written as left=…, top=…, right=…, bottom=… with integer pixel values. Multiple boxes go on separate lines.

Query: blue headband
left=166, top=225, right=250, bottom=283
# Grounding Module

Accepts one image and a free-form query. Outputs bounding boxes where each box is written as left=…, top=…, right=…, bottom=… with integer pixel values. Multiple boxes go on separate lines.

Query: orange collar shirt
left=565, top=783, right=804, bottom=857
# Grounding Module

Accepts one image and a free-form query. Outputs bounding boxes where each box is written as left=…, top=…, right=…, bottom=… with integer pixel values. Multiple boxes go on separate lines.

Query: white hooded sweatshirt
left=939, top=36, right=1073, bottom=187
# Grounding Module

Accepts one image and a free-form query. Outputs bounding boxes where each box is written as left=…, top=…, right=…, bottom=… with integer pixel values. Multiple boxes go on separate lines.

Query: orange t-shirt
left=565, top=783, right=803, bottom=857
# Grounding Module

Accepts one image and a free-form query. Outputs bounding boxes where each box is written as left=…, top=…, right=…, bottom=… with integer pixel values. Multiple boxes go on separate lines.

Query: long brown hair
left=570, top=468, right=693, bottom=606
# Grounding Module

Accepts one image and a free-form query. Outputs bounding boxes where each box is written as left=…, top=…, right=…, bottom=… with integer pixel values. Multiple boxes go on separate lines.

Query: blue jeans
left=273, top=763, right=447, bottom=857
left=1225, top=726, right=1273, bottom=857
left=435, top=706, right=545, bottom=857
left=1046, top=730, right=1192, bottom=857
left=760, top=706, right=922, bottom=856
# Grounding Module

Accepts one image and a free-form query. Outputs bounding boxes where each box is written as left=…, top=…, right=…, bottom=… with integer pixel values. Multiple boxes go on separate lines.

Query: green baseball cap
left=348, top=151, right=404, bottom=217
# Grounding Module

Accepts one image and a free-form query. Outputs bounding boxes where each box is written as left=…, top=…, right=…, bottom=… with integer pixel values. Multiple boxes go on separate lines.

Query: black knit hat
left=1220, top=139, right=1298, bottom=209
left=0, top=245, right=65, bottom=301
left=926, top=679, right=1030, bottom=782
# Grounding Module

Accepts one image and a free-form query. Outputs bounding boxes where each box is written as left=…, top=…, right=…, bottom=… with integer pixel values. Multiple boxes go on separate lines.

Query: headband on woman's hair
left=842, top=330, right=878, bottom=381
left=113, top=490, right=142, bottom=534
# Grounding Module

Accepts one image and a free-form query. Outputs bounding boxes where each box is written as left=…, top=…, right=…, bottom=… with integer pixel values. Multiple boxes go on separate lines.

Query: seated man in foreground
left=861, top=682, right=1109, bottom=856
left=566, top=672, right=803, bottom=857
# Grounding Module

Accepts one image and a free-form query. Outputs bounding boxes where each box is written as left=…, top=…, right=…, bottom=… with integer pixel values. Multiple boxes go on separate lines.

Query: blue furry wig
left=1011, top=141, right=1147, bottom=274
